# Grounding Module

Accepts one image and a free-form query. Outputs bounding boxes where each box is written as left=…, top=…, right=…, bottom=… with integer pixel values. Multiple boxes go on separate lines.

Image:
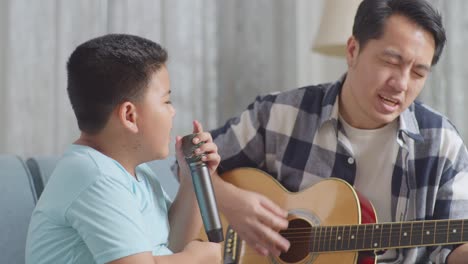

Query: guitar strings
left=276, top=225, right=464, bottom=238
left=235, top=231, right=465, bottom=255
left=279, top=228, right=463, bottom=236
left=240, top=233, right=461, bottom=255
left=279, top=229, right=465, bottom=237
left=247, top=233, right=462, bottom=243
left=276, top=224, right=461, bottom=232
left=278, top=231, right=465, bottom=241
left=227, top=229, right=466, bottom=253
left=245, top=231, right=464, bottom=243
left=238, top=229, right=467, bottom=255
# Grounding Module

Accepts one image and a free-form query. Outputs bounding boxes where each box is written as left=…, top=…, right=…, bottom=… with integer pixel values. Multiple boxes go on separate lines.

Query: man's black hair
left=353, top=0, right=446, bottom=65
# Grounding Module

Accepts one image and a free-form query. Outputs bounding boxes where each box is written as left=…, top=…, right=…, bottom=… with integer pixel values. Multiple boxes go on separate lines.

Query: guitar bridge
left=223, top=225, right=240, bottom=264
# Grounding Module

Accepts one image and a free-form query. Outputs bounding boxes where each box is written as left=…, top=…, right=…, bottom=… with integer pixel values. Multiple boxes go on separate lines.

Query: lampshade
left=312, top=0, right=362, bottom=57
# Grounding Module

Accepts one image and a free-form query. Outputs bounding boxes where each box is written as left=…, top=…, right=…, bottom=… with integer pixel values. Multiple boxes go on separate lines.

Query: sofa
left=0, top=154, right=179, bottom=264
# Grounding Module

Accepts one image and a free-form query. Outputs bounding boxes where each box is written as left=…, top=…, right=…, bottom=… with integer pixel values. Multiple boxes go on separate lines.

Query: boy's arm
left=107, top=252, right=161, bottom=264
left=107, top=241, right=220, bottom=264
left=167, top=178, right=202, bottom=252
left=168, top=120, right=221, bottom=252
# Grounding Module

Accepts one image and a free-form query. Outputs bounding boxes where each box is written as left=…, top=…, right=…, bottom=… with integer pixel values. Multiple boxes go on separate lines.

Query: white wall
left=1, top=0, right=465, bottom=157
left=0, top=0, right=220, bottom=157
left=296, top=0, right=347, bottom=87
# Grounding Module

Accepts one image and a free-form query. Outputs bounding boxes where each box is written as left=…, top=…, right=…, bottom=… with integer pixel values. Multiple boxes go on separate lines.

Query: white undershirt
left=340, top=116, right=399, bottom=261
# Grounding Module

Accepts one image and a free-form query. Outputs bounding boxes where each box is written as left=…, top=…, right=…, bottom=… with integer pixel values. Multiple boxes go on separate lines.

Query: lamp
left=312, top=0, right=362, bottom=57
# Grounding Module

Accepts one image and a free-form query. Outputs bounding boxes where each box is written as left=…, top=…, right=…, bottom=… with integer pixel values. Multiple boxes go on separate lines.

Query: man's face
left=340, top=14, right=435, bottom=129
left=137, top=66, right=176, bottom=160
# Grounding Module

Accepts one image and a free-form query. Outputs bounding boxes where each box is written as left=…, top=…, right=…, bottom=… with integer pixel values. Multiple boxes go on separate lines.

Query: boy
left=26, top=34, right=221, bottom=264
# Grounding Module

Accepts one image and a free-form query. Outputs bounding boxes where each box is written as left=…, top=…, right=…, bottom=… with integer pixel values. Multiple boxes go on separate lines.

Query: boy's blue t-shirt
left=26, top=144, right=173, bottom=264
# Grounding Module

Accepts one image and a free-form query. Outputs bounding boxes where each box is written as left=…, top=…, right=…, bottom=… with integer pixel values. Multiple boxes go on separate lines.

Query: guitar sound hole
left=279, top=218, right=311, bottom=263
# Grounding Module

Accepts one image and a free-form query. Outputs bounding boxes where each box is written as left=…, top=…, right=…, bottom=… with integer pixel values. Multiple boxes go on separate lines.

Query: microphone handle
left=190, top=162, right=224, bottom=243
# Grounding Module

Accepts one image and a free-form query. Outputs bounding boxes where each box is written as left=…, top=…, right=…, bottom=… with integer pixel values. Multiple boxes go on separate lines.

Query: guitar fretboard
left=306, top=219, right=467, bottom=252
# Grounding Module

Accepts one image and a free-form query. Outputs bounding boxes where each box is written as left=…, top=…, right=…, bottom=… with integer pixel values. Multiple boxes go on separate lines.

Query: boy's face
left=341, top=14, right=435, bottom=129
left=137, top=66, right=175, bottom=160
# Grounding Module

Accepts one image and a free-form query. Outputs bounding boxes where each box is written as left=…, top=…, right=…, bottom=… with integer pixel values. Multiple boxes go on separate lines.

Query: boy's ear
left=117, top=101, right=139, bottom=133
left=346, top=36, right=360, bottom=68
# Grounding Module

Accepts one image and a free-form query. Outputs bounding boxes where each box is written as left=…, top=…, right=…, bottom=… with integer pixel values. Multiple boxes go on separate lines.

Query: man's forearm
left=211, top=171, right=238, bottom=213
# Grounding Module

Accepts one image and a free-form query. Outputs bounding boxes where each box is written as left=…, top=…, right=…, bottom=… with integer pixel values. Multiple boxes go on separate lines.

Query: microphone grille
left=181, top=134, right=204, bottom=163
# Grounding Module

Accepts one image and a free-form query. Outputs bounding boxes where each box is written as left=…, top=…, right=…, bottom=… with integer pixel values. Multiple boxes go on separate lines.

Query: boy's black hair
left=67, top=34, right=168, bottom=134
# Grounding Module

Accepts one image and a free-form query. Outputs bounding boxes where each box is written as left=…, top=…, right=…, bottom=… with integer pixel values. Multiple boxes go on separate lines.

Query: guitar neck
left=308, top=219, right=468, bottom=252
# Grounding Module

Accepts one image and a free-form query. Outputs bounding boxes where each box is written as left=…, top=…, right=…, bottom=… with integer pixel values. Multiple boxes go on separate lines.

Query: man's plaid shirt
left=211, top=77, right=468, bottom=263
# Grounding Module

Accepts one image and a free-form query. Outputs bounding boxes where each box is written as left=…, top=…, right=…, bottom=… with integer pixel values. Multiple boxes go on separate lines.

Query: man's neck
left=339, top=76, right=384, bottom=129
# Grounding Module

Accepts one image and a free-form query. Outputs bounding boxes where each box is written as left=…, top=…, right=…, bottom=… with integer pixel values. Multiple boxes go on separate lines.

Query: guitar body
left=199, top=168, right=378, bottom=264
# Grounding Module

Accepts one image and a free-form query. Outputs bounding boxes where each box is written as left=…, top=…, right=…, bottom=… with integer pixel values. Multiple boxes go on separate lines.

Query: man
left=26, top=34, right=222, bottom=264
left=209, top=0, right=468, bottom=263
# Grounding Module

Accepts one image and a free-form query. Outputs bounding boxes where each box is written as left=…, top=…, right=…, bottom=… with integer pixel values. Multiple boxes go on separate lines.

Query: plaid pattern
left=211, top=77, right=468, bottom=263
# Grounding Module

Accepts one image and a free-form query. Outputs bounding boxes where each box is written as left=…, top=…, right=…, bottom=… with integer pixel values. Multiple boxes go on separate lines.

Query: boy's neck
left=74, top=132, right=138, bottom=177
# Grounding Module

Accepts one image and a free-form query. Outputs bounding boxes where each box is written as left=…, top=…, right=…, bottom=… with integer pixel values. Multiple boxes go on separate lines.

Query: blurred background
left=0, top=0, right=466, bottom=158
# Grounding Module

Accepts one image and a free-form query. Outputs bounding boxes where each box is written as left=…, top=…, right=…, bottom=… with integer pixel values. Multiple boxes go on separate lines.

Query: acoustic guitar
left=199, top=168, right=468, bottom=264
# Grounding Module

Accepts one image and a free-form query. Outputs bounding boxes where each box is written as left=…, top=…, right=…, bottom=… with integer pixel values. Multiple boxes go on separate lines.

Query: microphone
left=181, top=134, right=224, bottom=243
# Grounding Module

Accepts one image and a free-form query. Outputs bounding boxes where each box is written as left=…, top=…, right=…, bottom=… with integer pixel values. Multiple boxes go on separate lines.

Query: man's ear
left=346, top=36, right=360, bottom=68
left=117, top=101, right=139, bottom=133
